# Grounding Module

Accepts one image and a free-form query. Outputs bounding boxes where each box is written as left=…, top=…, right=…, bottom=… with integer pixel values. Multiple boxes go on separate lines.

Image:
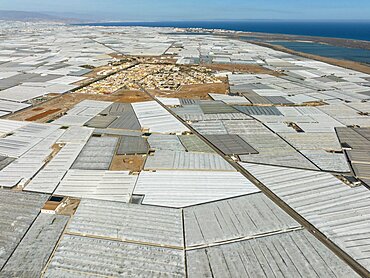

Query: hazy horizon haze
left=0, top=0, right=370, bottom=21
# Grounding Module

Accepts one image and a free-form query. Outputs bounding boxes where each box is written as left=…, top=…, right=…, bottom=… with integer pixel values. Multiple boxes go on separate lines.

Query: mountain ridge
left=0, top=10, right=83, bottom=22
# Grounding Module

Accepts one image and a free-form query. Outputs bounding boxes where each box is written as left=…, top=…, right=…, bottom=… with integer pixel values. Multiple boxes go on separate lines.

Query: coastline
left=235, top=31, right=370, bottom=51
left=246, top=40, right=370, bottom=75
left=78, top=21, right=370, bottom=42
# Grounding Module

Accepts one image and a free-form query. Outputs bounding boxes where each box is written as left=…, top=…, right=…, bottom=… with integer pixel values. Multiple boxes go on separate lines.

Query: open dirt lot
left=203, top=63, right=283, bottom=76
left=152, top=82, right=229, bottom=99
left=110, top=155, right=146, bottom=172
left=6, top=90, right=151, bottom=123
left=25, top=109, right=61, bottom=121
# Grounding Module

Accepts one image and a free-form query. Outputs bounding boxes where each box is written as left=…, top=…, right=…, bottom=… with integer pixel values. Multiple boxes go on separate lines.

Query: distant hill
left=0, top=10, right=82, bottom=22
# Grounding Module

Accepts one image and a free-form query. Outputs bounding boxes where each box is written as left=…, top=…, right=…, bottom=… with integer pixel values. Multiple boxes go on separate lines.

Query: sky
left=1, top=0, right=370, bottom=21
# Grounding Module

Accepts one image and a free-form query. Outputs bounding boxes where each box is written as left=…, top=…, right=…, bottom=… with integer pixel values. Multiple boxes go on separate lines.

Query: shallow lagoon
left=270, top=41, right=370, bottom=64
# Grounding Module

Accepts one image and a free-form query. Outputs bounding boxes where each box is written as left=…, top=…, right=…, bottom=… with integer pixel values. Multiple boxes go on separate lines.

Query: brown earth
left=203, top=63, right=283, bottom=76
left=42, top=201, right=61, bottom=212
left=57, top=197, right=81, bottom=216
left=6, top=90, right=151, bottom=123
left=152, top=82, right=229, bottom=99
left=44, top=144, right=63, bottom=164
left=108, top=89, right=151, bottom=103
left=110, top=53, right=177, bottom=64
left=25, top=109, right=61, bottom=122
left=32, top=107, right=44, bottom=111
left=110, top=155, right=146, bottom=172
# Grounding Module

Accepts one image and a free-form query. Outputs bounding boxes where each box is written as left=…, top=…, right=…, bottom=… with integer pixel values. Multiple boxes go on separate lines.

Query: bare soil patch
left=26, top=109, right=61, bottom=121
left=110, top=155, right=146, bottom=172
left=153, top=82, right=229, bottom=100
left=203, top=63, right=283, bottom=76
left=6, top=91, right=151, bottom=122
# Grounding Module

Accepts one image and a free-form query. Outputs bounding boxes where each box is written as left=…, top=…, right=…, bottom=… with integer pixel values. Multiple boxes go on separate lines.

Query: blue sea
left=82, top=21, right=370, bottom=41
left=269, top=41, right=370, bottom=64
left=80, top=21, right=370, bottom=64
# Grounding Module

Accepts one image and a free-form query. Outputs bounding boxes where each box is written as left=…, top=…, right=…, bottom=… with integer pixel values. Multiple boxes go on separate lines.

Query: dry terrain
left=203, top=63, right=283, bottom=76
left=110, top=155, right=146, bottom=172
left=6, top=90, right=151, bottom=122
left=152, top=82, right=229, bottom=99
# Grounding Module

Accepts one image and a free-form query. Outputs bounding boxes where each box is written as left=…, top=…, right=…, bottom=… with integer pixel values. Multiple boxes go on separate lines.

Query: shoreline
left=77, top=21, right=370, bottom=45
left=247, top=40, right=370, bottom=75
left=234, top=31, right=370, bottom=50
left=73, top=22, right=370, bottom=50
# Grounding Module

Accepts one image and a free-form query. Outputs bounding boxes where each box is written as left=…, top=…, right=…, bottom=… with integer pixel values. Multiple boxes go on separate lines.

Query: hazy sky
left=1, top=0, right=370, bottom=21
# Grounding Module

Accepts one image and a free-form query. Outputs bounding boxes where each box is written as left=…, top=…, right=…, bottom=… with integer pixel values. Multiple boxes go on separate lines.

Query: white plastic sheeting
left=241, top=162, right=370, bottom=271
left=54, top=170, right=138, bottom=202
left=132, top=101, right=189, bottom=134
left=135, top=170, right=260, bottom=207
left=25, top=142, right=85, bottom=193
left=53, top=100, right=112, bottom=127
left=0, top=129, right=64, bottom=188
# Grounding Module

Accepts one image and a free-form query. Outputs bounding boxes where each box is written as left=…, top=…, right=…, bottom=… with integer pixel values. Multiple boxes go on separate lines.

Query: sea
left=269, top=41, right=370, bottom=64
left=80, top=21, right=370, bottom=63
left=82, top=21, right=370, bottom=41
